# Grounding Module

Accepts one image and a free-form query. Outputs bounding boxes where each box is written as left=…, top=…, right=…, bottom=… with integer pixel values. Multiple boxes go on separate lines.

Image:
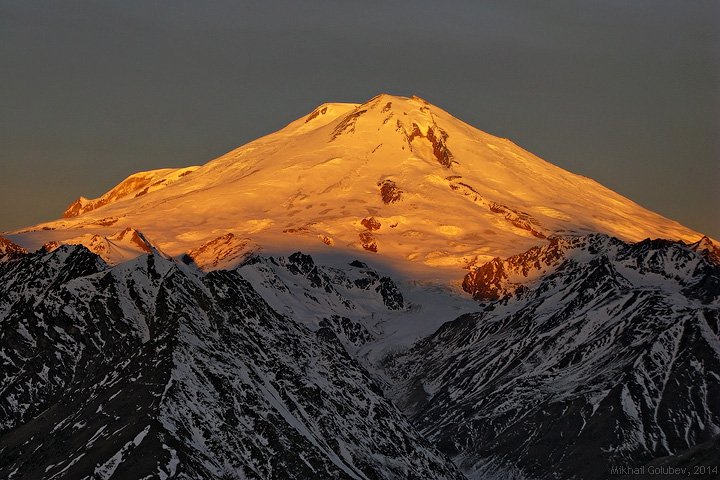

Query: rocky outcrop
left=359, top=232, right=377, bottom=252
left=305, top=105, right=328, bottom=123
left=361, top=216, right=381, bottom=231
left=378, top=179, right=403, bottom=204
left=462, top=235, right=575, bottom=300
left=687, top=235, right=720, bottom=264
left=450, top=181, right=546, bottom=238
left=393, top=234, right=720, bottom=480
left=54, top=227, right=163, bottom=265
left=0, top=236, right=27, bottom=261
left=330, top=108, right=367, bottom=141
left=407, top=122, right=454, bottom=168
left=182, top=233, right=257, bottom=271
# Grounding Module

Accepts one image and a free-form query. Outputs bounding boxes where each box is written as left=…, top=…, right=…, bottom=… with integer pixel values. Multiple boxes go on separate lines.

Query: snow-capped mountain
left=2, top=94, right=718, bottom=479
left=0, top=236, right=26, bottom=261
left=41, top=227, right=167, bottom=265
left=6, top=94, right=703, bottom=279
left=0, top=246, right=464, bottom=479
left=388, top=234, right=720, bottom=479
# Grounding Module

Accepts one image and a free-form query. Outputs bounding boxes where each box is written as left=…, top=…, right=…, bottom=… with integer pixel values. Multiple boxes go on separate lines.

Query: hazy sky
left=1, top=1, right=718, bottom=238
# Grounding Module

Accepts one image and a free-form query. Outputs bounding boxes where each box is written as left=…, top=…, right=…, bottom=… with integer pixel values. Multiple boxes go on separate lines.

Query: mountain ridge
left=2, top=94, right=718, bottom=479
left=5, top=94, right=706, bottom=283
left=388, top=233, right=720, bottom=479
left=0, top=245, right=465, bottom=480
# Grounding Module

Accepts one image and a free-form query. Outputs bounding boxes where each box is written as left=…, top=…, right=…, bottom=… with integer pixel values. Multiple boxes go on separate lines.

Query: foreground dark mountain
left=0, top=246, right=462, bottom=479
left=1, top=233, right=718, bottom=479
left=389, top=234, right=720, bottom=479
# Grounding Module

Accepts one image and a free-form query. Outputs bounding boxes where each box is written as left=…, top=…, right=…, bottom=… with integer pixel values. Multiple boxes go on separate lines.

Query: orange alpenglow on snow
left=5, top=94, right=708, bottom=280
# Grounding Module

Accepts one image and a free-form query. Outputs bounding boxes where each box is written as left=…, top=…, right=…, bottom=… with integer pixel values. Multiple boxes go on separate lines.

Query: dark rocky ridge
left=2, top=233, right=718, bottom=479
left=0, top=247, right=458, bottom=479
left=0, top=236, right=27, bottom=261
left=390, top=234, right=720, bottom=480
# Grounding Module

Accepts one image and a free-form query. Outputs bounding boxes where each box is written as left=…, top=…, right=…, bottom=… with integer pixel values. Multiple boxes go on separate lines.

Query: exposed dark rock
left=305, top=105, right=328, bottom=123
left=330, top=109, right=367, bottom=141
left=287, top=251, right=316, bottom=275
left=406, top=123, right=454, bottom=168
left=376, top=277, right=404, bottom=310
left=319, top=315, right=374, bottom=346
left=361, top=216, right=382, bottom=231
left=359, top=232, right=377, bottom=253
left=0, top=236, right=27, bottom=261
left=378, top=179, right=403, bottom=204
left=687, top=235, right=720, bottom=265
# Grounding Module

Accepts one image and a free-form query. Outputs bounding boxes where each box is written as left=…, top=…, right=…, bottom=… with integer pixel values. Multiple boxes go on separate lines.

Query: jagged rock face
left=0, top=248, right=461, bottom=480
left=234, top=253, right=405, bottom=341
left=462, top=235, right=720, bottom=302
left=389, top=234, right=720, bottom=480
left=688, top=236, right=720, bottom=265
left=319, top=315, right=375, bottom=347
left=0, top=236, right=27, bottom=261
left=181, top=232, right=258, bottom=270
left=0, top=246, right=110, bottom=431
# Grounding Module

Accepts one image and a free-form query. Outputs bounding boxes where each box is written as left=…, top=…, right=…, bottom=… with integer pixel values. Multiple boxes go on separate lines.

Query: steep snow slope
left=8, top=94, right=704, bottom=281
left=41, top=227, right=167, bottom=265
left=388, top=234, right=720, bottom=480
left=63, top=166, right=199, bottom=218
left=231, top=252, right=478, bottom=363
left=0, top=247, right=463, bottom=480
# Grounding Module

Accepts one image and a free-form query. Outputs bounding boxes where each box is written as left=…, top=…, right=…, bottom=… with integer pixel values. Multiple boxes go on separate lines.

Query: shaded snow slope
left=0, top=247, right=463, bottom=480
left=8, top=94, right=705, bottom=282
left=233, top=252, right=478, bottom=364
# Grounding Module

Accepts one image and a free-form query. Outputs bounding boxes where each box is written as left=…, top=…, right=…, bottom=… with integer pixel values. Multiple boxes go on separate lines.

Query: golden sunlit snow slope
left=63, top=166, right=200, bottom=218
left=8, top=94, right=704, bottom=279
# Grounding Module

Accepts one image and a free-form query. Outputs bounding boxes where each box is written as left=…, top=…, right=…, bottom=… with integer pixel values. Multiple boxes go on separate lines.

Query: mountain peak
left=10, top=94, right=704, bottom=280
left=44, top=227, right=164, bottom=265
left=63, top=166, right=199, bottom=218
left=687, top=235, right=720, bottom=264
left=0, top=235, right=27, bottom=260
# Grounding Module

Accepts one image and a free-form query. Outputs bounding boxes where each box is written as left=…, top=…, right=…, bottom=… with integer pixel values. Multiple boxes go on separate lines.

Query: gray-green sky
left=1, top=1, right=718, bottom=238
